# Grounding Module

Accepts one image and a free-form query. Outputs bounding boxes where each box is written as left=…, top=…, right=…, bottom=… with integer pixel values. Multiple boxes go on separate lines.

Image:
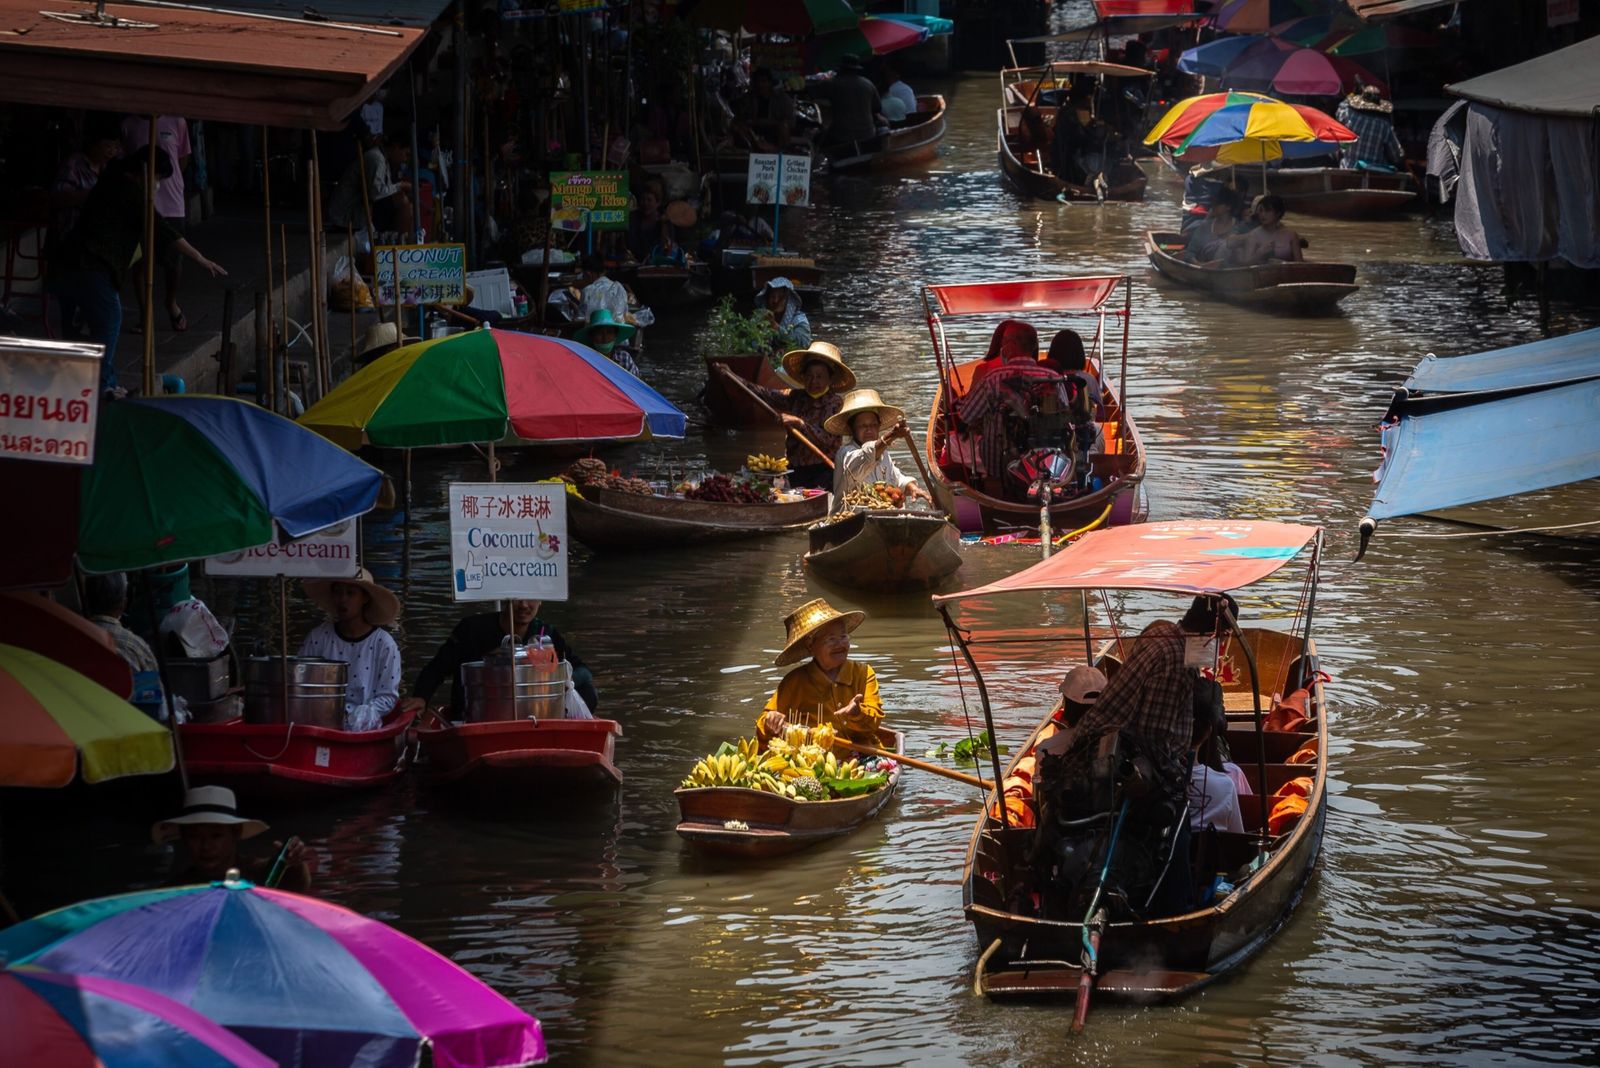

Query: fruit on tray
left=746, top=453, right=788, bottom=473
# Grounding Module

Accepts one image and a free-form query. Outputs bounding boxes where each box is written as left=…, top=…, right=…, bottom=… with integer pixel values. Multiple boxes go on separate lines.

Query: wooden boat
left=1231, top=166, right=1419, bottom=219
left=1145, top=231, right=1359, bottom=313
left=933, top=520, right=1328, bottom=1015
left=178, top=708, right=416, bottom=803
left=922, top=275, right=1148, bottom=536
left=702, top=353, right=791, bottom=426
left=413, top=716, right=623, bottom=793
left=825, top=95, right=947, bottom=173
left=804, top=509, right=962, bottom=592
left=997, top=105, right=1149, bottom=202
left=568, top=483, right=830, bottom=550
left=714, top=246, right=826, bottom=306
left=618, top=262, right=714, bottom=311
left=675, top=729, right=904, bottom=857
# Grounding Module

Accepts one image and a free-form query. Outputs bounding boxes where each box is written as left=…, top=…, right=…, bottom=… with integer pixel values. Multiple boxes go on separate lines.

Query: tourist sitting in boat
left=1335, top=84, right=1404, bottom=171
left=577, top=252, right=633, bottom=325
left=755, top=598, right=882, bottom=747
left=757, top=275, right=811, bottom=352
left=732, top=67, right=800, bottom=152
left=297, top=567, right=402, bottom=733
left=880, top=57, right=917, bottom=122
left=1039, top=665, right=1108, bottom=755
left=82, top=571, right=164, bottom=718
left=812, top=53, right=884, bottom=148
left=825, top=387, right=933, bottom=506
left=1050, top=84, right=1109, bottom=187
left=1189, top=713, right=1250, bottom=836
left=725, top=340, right=853, bottom=490
left=404, top=598, right=599, bottom=720
left=575, top=308, right=641, bottom=377
left=1225, top=196, right=1303, bottom=265
left=966, top=318, right=1039, bottom=395
left=154, top=785, right=312, bottom=892
left=956, top=340, right=1073, bottom=498
left=1183, top=188, right=1246, bottom=266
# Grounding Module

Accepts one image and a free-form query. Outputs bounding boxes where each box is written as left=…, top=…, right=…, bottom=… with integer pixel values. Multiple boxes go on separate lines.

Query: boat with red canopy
left=922, top=274, right=1147, bottom=538
left=933, top=520, right=1328, bottom=1025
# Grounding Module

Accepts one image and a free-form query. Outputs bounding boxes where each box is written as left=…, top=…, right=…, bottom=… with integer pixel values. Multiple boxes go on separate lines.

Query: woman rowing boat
left=755, top=598, right=883, bottom=747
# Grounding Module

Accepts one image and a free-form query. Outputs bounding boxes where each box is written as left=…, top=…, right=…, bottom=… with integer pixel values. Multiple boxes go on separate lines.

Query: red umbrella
left=0, top=592, right=132, bottom=698
left=810, top=16, right=928, bottom=69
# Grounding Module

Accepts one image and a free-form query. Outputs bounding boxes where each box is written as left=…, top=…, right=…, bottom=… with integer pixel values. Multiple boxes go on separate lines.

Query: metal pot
left=243, top=657, right=348, bottom=729
left=463, top=644, right=570, bottom=722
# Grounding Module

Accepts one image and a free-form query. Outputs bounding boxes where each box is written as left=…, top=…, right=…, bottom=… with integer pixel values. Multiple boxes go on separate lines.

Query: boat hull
left=702, top=354, right=790, bottom=427
left=827, top=96, right=947, bottom=173
left=1146, top=231, right=1359, bottom=313
left=178, top=711, right=416, bottom=803
left=625, top=264, right=714, bottom=310
left=414, top=717, right=623, bottom=793
left=568, top=484, right=830, bottom=550
left=675, top=730, right=904, bottom=857
left=805, top=511, right=962, bottom=591
left=997, top=107, right=1148, bottom=202
left=1232, top=167, right=1419, bottom=219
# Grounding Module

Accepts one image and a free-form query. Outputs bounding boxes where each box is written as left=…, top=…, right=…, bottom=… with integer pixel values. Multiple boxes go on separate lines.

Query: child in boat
left=826, top=388, right=933, bottom=507
left=755, top=598, right=883, bottom=747
left=298, top=567, right=402, bottom=732
left=154, top=786, right=312, bottom=891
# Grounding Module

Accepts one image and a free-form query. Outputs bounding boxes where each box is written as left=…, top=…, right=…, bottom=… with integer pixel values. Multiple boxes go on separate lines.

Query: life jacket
left=1267, top=775, right=1314, bottom=836
left=1265, top=688, right=1311, bottom=732
left=989, top=791, right=1036, bottom=828
left=1285, top=739, right=1319, bottom=765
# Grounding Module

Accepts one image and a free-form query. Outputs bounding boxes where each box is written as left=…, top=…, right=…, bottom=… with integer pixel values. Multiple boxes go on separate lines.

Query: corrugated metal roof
left=1447, top=34, right=1600, bottom=117
left=0, top=0, right=425, bottom=129
left=1344, top=0, right=1462, bottom=19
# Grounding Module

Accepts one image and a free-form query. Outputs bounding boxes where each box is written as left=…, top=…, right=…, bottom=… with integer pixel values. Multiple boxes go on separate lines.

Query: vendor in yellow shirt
left=756, top=598, right=883, bottom=746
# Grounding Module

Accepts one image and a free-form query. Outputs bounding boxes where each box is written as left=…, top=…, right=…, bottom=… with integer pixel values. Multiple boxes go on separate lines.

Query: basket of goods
left=564, top=459, right=654, bottom=496
left=679, top=724, right=892, bottom=800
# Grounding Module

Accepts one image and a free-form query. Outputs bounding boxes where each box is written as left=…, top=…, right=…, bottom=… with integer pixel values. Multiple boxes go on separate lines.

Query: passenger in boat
left=825, top=388, right=933, bottom=506
left=577, top=252, right=633, bottom=325
left=732, top=67, right=799, bottom=153
left=965, top=319, right=1039, bottom=395
left=956, top=341, right=1072, bottom=497
left=1225, top=196, right=1302, bottom=265
left=757, top=276, right=811, bottom=352
left=727, top=340, right=853, bottom=490
left=1183, top=188, right=1245, bottom=265
left=812, top=53, right=884, bottom=147
left=645, top=220, right=688, bottom=268
left=297, top=568, right=402, bottom=733
left=82, top=571, right=164, bottom=717
left=154, top=786, right=312, bottom=892
left=1049, top=84, right=1107, bottom=186
left=404, top=598, right=598, bottom=720
left=880, top=57, right=918, bottom=120
left=627, top=186, right=664, bottom=261
left=1187, top=698, right=1247, bottom=835
left=1335, top=84, right=1404, bottom=171
left=1042, top=329, right=1103, bottom=414
left=755, top=598, right=882, bottom=747
left=575, top=308, right=641, bottom=377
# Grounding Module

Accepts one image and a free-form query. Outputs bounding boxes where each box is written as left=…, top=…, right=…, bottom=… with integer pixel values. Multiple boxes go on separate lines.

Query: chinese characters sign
left=0, top=337, right=100, bottom=465
left=550, top=170, right=630, bottom=231
left=745, top=153, right=811, bottom=208
left=374, top=244, right=467, bottom=306
left=448, top=482, right=568, bottom=602
left=206, top=520, right=360, bottom=578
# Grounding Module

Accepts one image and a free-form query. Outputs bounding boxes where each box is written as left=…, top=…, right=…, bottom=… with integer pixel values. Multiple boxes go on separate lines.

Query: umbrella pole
left=487, top=440, right=497, bottom=482
left=1262, top=140, right=1269, bottom=195
left=278, top=575, right=290, bottom=727
left=140, top=570, right=190, bottom=793
left=263, top=126, right=276, bottom=415
left=280, top=224, right=291, bottom=414
left=142, top=114, right=157, bottom=398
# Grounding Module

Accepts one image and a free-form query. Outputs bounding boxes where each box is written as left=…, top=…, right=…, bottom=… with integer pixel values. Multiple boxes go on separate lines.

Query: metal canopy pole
left=937, top=603, right=1007, bottom=828
left=141, top=114, right=158, bottom=397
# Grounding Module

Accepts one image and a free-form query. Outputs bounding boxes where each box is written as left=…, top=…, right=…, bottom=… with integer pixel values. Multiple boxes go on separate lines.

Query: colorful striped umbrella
left=1, top=966, right=273, bottom=1067
left=0, top=880, right=547, bottom=1068
left=0, top=591, right=132, bottom=698
left=0, top=642, right=173, bottom=787
left=74, top=395, right=386, bottom=574
left=683, top=0, right=856, bottom=35
left=809, top=15, right=929, bottom=69
left=1145, top=91, right=1354, bottom=165
left=298, top=328, right=686, bottom=451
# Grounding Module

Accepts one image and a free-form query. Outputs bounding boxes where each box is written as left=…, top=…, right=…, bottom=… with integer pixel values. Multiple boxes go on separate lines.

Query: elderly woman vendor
left=826, top=387, right=932, bottom=506
left=756, top=598, right=883, bottom=746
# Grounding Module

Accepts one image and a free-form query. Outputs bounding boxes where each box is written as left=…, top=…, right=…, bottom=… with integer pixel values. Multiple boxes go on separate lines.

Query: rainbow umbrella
left=1, top=966, right=273, bottom=1067
left=299, top=328, right=685, bottom=451
left=1145, top=91, right=1354, bottom=166
left=0, top=591, right=132, bottom=698
left=70, top=395, right=386, bottom=574
left=681, top=0, right=856, bottom=35
left=0, top=642, right=173, bottom=787
left=0, top=879, right=547, bottom=1068
left=809, top=15, right=929, bottom=70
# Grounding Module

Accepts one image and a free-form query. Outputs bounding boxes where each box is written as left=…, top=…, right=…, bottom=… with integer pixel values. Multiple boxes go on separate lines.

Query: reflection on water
left=91, top=67, right=1600, bottom=1065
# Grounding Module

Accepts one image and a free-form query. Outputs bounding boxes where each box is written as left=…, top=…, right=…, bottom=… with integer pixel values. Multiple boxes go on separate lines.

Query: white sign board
left=745, top=153, right=811, bottom=208
left=0, top=337, right=101, bottom=465
left=205, top=520, right=361, bottom=578
left=448, top=482, right=568, bottom=602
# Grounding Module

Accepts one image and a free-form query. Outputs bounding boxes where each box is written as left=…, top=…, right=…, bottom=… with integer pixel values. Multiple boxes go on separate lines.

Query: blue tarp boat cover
left=1367, top=328, right=1600, bottom=522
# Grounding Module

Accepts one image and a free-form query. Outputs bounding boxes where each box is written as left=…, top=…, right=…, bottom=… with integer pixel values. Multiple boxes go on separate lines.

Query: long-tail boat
left=825, top=95, right=948, bottom=173
left=414, top=715, right=623, bottom=793
left=567, top=483, right=830, bottom=550
left=932, top=520, right=1328, bottom=1023
left=178, top=708, right=416, bottom=804
left=1145, top=231, right=1360, bottom=313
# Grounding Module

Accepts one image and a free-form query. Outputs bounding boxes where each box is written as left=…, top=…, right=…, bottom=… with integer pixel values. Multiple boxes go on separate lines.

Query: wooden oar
left=714, top=365, right=836, bottom=469
left=849, top=741, right=991, bottom=790
left=899, top=428, right=958, bottom=524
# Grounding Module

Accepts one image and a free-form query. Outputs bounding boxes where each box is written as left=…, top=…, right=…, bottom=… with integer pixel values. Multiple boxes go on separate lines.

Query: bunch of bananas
left=746, top=453, right=788, bottom=473
left=680, top=724, right=874, bottom=801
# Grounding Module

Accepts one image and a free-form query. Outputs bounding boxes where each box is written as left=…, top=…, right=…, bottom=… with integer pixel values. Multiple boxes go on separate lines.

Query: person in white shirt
left=881, top=58, right=917, bottom=118
left=577, top=251, right=631, bottom=325
left=1188, top=705, right=1250, bottom=835
left=825, top=388, right=933, bottom=506
left=298, top=567, right=402, bottom=732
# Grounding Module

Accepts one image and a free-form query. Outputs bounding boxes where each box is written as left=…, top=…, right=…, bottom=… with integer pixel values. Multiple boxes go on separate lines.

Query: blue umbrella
left=1178, top=35, right=1271, bottom=77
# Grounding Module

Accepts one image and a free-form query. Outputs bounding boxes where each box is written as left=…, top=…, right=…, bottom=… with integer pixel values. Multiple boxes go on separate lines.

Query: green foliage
left=923, top=731, right=1008, bottom=768
left=704, top=295, right=778, bottom=358
left=820, top=771, right=889, bottom=798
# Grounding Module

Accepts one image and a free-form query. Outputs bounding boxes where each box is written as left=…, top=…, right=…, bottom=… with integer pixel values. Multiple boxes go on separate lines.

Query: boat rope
left=242, top=723, right=296, bottom=763
left=1382, top=517, right=1600, bottom=539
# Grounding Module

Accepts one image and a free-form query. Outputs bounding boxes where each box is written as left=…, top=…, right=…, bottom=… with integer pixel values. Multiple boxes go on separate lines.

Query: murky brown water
left=35, top=64, right=1600, bottom=1066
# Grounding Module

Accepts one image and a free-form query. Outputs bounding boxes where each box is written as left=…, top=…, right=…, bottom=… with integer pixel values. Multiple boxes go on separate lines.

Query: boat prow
left=568, top=484, right=830, bottom=550
left=414, top=717, right=623, bottom=793
left=804, top=510, right=962, bottom=592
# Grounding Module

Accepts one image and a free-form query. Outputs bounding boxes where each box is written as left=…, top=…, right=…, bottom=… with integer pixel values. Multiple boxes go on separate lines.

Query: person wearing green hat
left=575, top=308, right=641, bottom=377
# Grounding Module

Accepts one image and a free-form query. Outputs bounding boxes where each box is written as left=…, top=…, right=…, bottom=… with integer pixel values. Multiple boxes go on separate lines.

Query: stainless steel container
left=243, top=657, right=348, bottom=728
left=463, top=645, right=570, bottom=722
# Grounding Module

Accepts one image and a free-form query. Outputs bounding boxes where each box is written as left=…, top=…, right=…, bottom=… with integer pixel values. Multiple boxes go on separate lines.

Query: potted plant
left=700, top=297, right=788, bottom=426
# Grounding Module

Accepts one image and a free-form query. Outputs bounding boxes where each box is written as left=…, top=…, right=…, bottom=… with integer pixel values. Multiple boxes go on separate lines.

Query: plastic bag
left=161, top=598, right=229, bottom=658
left=329, top=256, right=374, bottom=311
left=563, top=681, right=594, bottom=720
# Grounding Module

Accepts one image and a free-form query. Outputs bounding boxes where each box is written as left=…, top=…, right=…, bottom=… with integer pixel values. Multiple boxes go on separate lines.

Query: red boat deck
left=178, top=710, right=416, bottom=802
left=414, top=718, right=623, bottom=793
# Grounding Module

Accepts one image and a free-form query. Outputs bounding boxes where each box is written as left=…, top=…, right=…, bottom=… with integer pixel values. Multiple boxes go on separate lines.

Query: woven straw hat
left=823, top=388, right=905, bottom=438
left=302, top=566, right=401, bottom=627
left=780, top=341, right=856, bottom=391
left=775, top=598, right=866, bottom=667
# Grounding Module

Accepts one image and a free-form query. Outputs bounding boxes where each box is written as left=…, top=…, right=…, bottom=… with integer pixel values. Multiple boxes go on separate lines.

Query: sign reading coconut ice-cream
left=448, top=482, right=568, bottom=602
left=0, top=336, right=102, bottom=465
left=374, top=243, right=467, bottom=306
left=205, top=520, right=360, bottom=578
left=745, top=152, right=811, bottom=208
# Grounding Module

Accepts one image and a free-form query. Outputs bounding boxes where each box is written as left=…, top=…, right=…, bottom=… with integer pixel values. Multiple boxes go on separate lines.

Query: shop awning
left=0, top=0, right=426, bottom=130
left=1447, top=34, right=1600, bottom=118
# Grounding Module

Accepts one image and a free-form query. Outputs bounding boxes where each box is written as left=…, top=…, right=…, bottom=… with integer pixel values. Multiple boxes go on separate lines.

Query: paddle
left=263, top=836, right=301, bottom=889
left=713, top=364, right=836, bottom=469
left=898, top=426, right=958, bottom=524
left=848, top=741, right=990, bottom=790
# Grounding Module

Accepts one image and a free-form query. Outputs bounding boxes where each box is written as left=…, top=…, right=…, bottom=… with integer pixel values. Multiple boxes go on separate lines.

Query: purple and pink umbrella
left=0, top=880, right=547, bottom=1068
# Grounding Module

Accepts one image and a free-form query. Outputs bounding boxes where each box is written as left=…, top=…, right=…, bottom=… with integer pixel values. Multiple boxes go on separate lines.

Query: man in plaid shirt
left=1335, top=86, right=1404, bottom=170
